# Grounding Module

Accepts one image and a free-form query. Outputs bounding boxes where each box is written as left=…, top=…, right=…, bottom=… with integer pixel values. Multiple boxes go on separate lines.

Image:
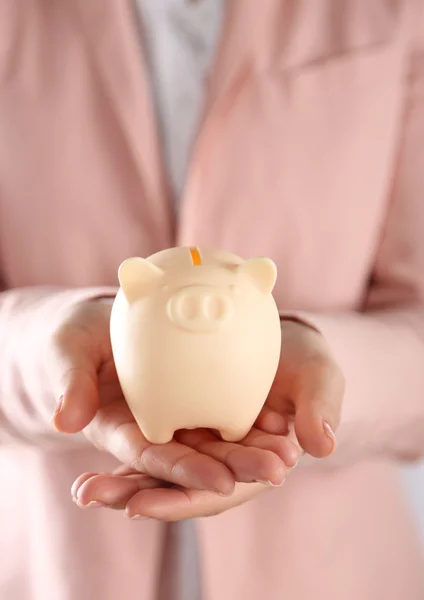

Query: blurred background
left=1, top=1, right=424, bottom=599
left=404, top=465, right=424, bottom=542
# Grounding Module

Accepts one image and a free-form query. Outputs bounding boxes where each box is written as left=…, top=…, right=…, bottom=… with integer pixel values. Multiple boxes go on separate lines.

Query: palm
left=75, top=392, right=299, bottom=514
left=65, top=310, right=342, bottom=515
left=74, top=381, right=300, bottom=513
left=87, top=352, right=299, bottom=494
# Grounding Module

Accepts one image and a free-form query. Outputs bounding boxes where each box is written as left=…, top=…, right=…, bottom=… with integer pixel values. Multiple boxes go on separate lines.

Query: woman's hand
left=71, top=464, right=281, bottom=520
left=257, top=318, right=345, bottom=458
left=69, top=316, right=345, bottom=520
left=49, top=300, right=301, bottom=496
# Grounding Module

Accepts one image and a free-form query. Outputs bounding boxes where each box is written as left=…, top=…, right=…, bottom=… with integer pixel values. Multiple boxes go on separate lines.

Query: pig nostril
left=203, top=296, right=225, bottom=321
left=167, top=288, right=233, bottom=330
left=179, top=295, right=198, bottom=320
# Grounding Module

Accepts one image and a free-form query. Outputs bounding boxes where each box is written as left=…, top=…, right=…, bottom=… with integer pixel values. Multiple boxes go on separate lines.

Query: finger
left=49, top=328, right=102, bottom=434
left=126, top=482, right=266, bottom=521
left=176, top=429, right=291, bottom=484
left=85, top=407, right=236, bottom=495
left=293, top=361, right=345, bottom=458
left=254, top=406, right=289, bottom=435
left=241, top=428, right=301, bottom=467
left=74, top=472, right=166, bottom=510
left=71, top=472, right=98, bottom=501
left=71, top=466, right=152, bottom=503
left=112, top=464, right=141, bottom=476
left=179, top=427, right=300, bottom=468
left=136, top=441, right=235, bottom=495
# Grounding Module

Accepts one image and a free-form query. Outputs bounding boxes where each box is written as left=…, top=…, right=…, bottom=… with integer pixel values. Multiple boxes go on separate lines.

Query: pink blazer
left=0, top=1, right=424, bottom=598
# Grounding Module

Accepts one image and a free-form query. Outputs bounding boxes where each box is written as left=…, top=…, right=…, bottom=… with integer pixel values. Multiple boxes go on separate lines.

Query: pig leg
left=219, top=426, right=250, bottom=443
left=141, top=426, right=176, bottom=445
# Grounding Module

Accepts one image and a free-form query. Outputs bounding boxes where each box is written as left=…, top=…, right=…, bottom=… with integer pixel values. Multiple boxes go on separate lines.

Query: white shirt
left=133, top=3, right=225, bottom=599
left=136, top=0, right=224, bottom=200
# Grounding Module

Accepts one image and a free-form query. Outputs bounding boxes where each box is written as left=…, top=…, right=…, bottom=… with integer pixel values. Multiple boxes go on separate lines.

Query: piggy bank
left=110, top=247, right=281, bottom=444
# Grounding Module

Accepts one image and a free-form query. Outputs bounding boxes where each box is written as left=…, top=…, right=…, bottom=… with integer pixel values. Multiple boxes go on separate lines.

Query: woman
left=0, top=1, right=423, bottom=599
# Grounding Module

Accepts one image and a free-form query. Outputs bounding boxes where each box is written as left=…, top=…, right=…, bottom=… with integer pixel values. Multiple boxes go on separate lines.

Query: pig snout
left=166, top=285, right=234, bottom=332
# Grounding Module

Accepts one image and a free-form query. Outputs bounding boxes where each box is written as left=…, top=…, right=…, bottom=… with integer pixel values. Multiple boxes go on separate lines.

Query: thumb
left=49, top=329, right=101, bottom=434
left=293, top=361, right=345, bottom=458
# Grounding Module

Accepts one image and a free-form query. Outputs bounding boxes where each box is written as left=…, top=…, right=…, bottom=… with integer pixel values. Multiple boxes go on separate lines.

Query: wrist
left=279, top=312, right=321, bottom=335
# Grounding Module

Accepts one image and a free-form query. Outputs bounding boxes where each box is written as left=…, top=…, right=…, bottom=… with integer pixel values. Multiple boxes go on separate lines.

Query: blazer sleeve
left=0, top=286, right=116, bottom=448
left=283, top=8, right=424, bottom=467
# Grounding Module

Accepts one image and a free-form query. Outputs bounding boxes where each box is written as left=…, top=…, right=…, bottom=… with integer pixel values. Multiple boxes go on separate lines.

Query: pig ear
left=239, top=257, right=277, bottom=295
left=118, top=257, right=164, bottom=303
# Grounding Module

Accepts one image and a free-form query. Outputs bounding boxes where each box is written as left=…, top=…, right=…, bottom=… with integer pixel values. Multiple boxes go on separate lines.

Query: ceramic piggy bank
left=110, top=247, right=281, bottom=444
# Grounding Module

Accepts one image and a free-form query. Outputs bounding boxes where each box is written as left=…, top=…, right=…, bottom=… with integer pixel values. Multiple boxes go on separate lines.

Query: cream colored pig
left=110, top=246, right=281, bottom=444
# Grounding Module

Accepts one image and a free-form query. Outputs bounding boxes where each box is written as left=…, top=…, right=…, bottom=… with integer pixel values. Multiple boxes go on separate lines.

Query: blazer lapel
left=74, top=0, right=174, bottom=246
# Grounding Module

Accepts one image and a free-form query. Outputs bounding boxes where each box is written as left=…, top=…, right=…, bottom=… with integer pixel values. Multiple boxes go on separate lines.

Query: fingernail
left=213, top=488, right=233, bottom=497
left=256, top=479, right=285, bottom=487
left=126, top=513, right=150, bottom=520
left=79, top=500, right=106, bottom=509
left=52, top=395, right=64, bottom=420
left=211, top=481, right=234, bottom=497
left=285, top=446, right=301, bottom=467
left=323, top=421, right=336, bottom=452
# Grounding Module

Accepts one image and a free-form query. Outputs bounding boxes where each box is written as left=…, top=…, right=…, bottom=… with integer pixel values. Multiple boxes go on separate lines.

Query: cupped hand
left=71, top=464, right=279, bottom=520
left=72, top=423, right=301, bottom=520
left=49, top=300, right=300, bottom=496
left=257, top=318, right=345, bottom=458
left=69, top=316, right=345, bottom=521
